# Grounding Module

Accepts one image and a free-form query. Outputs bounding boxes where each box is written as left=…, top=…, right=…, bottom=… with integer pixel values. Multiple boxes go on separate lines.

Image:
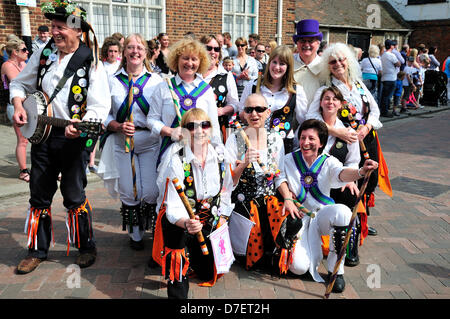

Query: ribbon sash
left=292, top=151, right=335, bottom=205
left=116, top=72, right=152, bottom=120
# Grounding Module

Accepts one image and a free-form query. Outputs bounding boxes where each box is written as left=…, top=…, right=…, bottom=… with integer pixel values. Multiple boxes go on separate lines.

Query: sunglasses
left=256, top=49, right=265, bottom=53
left=206, top=45, right=220, bottom=53
left=244, top=106, right=268, bottom=113
left=183, top=121, right=212, bottom=131
left=20, top=47, right=28, bottom=53
left=328, top=57, right=347, bottom=65
left=237, top=44, right=247, bottom=48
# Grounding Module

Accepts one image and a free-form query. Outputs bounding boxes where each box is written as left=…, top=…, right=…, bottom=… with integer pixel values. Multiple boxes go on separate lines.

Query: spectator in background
left=360, top=44, right=382, bottom=99
left=428, top=46, right=440, bottom=71
left=265, top=40, right=277, bottom=57
left=392, top=71, right=406, bottom=116
left=248, top=33, right=260, bottom=49
left=156, top=33, right=171, bottom=74
left=318, top=40, right=328, bottom=56
left=101, top=36, right=121, bottom=76
left=231, top=37, right=259, bottom=98
left=380, top=39, right=401, bottom=117
left=391, top=40, right=405, bottom=74
left=400, top=44, right=409, bottom=71
left=443, top=55, right=450, bottom=98
left=31, top=25, right=50, bottom=54
left=254, top=43, right=267, bottom=75
left=147, top=39, right=162, bottom=75
left=223, top=32, right=237, bottom=58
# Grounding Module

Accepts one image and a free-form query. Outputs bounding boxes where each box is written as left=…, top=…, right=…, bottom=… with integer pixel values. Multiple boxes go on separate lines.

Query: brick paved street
left=0, top=107, right=449, bottom=303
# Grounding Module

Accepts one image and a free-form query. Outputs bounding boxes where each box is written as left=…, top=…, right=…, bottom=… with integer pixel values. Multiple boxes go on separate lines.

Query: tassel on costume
left=162, top=247, right=190, bottom=282
left=25, top=207, right=54, bottom=250
left=66, top=199, right=93, bottom=256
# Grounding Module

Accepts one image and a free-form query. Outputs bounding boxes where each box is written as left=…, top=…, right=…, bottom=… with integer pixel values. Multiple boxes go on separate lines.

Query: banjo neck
left=38, top=114, right=75, bottom=129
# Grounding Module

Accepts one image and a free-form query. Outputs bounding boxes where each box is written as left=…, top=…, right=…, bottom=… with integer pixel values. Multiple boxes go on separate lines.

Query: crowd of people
left=1, top=0, right=447, bottom=300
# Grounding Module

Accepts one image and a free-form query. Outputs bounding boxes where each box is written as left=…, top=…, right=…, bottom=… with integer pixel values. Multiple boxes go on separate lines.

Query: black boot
left=345, top=218, right=360, bottom=267
left=141, top=202, right=157, bottom=236
left=120, top=203, right=143, bottom=233
left=327, top=272, right=346, bottom=293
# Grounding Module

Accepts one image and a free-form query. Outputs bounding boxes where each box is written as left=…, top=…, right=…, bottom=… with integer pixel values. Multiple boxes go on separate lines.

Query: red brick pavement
left=0, top=111, right=449, bottom=301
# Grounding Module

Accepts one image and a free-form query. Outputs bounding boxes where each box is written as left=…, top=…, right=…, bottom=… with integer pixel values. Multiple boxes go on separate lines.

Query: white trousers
left=289, top=203, right=352, bottom=282
left=114, top=131, right=159, bottom=241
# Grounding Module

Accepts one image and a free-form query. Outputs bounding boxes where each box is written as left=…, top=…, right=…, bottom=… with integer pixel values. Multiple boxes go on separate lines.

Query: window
left=79, top=0, right=165, bottom=44
left=223, top=0, right=258, bottom=42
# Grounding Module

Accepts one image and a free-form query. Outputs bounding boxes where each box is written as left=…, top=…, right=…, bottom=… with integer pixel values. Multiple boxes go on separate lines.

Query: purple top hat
left=293, top=19, right=323, bottom=43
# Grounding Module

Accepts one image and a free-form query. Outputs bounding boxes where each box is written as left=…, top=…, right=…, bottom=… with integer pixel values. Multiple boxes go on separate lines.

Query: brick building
left=0, top=0, right=296, bottom=48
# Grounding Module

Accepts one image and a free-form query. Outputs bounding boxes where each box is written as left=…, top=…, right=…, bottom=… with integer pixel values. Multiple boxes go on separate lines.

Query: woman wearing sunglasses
left=148, top=38, right=221, bottom=169
left=317, top=86, right=362, bottom=267
left=0, top=38, right=29, bottom=182
left=200, top=34, right=239, bottom=143
left=100, top=34, right=163, bottom=251
left=224, top=93, right=301, bottom=274
left=239, top=45, right=308, bottom=154
left=153, top=108, right=233, bottom=299
left=231, top=37, right=259, bottom=98
left=306, top=42, right=386, bottom=238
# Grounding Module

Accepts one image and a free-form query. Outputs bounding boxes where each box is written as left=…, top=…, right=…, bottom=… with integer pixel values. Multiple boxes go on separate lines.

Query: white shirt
left=232, top=55, right=259, bottom=87
left=380, top=51, right=399, bottom=82
left=293, top=54, right=322, bottom=107
left=105, top=67, right=163, bottom=144
left=156, top=142, right=234, bottom=224
left=202, top=64, right=239, bottom=112
left=360, top=57, right=382, bottom=75
left=103, top=60, right=121, bottom=76
left=276, top=152, right=347, bottom=212
left=238, top=80, right=308, bottom=125
left=322, top=117, right=361, bottom=169
left=10, top=45, right=111, bottom=122
left=307, top=77, right=383, bottom=130
left=147, top=73, right=221, bottom=144
left=403, top=65, right=418, bottom=86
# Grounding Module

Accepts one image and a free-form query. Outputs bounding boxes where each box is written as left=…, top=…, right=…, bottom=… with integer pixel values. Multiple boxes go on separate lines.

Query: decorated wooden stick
left=172, top=178, right=209, bottom=255
left=293, top=201, right=316, bottom=218
left=165, top=77, right=183, bottom=126
left=347, top=113, right=370, bottom=161
left=324, top=169, right=374, bottom=299
left=126, top=74, right=138, bottom=200
left=233, top=120, right=271, bottom=178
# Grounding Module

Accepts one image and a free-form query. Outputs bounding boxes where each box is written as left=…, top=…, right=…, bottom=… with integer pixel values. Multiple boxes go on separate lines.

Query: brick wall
left=258, top=0, right=296, bottom=45
left=0, top=0, right=49, bottom=44
left=408, top=20, right=450, bottom=64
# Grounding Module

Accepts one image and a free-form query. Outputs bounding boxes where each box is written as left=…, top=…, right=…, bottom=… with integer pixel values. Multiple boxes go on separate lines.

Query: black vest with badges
left=328, top=138, right=349, bottom=164
left=251, top=83, right=298, bottom=153
left=37, top=38, right=92, bottom=120
left=210, top=73, right=229, bottom=128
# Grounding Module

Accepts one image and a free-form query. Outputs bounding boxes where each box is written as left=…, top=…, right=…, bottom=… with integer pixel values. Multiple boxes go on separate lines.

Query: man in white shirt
left=31, top=25, right=50, bottom=54
left=292, top=19, right=323, bottom=108
left=380, top=39, right=401, bottom=118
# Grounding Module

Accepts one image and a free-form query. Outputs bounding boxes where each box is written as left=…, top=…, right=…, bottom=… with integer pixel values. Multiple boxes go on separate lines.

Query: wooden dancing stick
left=233, top=120, right=271, bottom=178
left=324, top=169, right=374, bottom=299
left=347, top=113, right=370, bottom=161
left=292, top=201, right=316, bottom=218
left=172, top=178, right=209, bottom=255
left=125, top=74, right=138, bottom=200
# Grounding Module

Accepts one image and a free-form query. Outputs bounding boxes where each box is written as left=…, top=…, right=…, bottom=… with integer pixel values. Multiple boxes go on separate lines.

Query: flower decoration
left=41, top=0, right=87, bottom=20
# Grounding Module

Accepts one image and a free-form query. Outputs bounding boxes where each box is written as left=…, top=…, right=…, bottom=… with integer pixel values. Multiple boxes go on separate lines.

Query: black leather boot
left=345, top=218, right=360, bottom=267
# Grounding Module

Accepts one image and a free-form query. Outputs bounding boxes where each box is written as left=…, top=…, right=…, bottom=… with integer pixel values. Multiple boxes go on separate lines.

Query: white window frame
left=78, top=0, right=165, bottom=44
left=222, top=0, right=258, bottom=43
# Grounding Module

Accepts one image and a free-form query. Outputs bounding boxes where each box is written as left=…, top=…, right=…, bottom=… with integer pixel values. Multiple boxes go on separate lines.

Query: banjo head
left=20, top=91, right=50, bottom=139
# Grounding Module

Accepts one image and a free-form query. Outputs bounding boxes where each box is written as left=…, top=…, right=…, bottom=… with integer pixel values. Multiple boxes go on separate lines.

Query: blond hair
left=180, top=108, right=211, bottom=128
left=0, top=38, right=25, bottom=57
left=166, top=38, right=211, bottom=75
left=118, top=33, right=151, bottom=72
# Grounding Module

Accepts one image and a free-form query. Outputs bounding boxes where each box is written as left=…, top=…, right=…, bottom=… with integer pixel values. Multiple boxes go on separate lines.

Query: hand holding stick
left=172, top=178, right=209, bottom=255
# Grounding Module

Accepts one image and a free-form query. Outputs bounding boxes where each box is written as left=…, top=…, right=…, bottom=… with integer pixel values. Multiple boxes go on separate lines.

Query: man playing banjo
left=10, top=0, right=110, bottom=274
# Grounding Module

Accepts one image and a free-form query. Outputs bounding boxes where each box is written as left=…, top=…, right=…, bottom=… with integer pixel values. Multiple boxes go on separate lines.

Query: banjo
left=20, top=91, right=103, bottom=145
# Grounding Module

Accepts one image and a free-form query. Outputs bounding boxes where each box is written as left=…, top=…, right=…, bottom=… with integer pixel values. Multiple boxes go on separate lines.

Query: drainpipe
left=19, top=6, right=33, bottom=57
left=276, top=0, right=283, bottom=45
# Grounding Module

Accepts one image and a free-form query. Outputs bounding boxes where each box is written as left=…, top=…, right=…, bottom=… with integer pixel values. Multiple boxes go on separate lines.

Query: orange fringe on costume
left=26, top=207, right=54, bottom=250
left=66, top=199, right=92, bottom=255
left=161, top=247, right=190, bottom=282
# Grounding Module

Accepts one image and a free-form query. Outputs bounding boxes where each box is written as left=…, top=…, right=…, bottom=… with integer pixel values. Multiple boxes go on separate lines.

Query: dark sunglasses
left=256, top=49, right=265, bottom=53
left=184, top=121, right=212, bottom=131
left=328, top=57, right=347, bottom=65
left=20, top=47, right=28, bottom=52
left=237, top=44, right=247, bottom=47
left=206, top=45, right=220, bottom=53
left=244, top=106, right=268, bottom=113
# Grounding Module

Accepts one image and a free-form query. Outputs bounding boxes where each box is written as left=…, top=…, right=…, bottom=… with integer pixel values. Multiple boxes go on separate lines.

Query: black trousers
left=27, top=128, right=95, bottom=258
left=358, top=131, right=379, bottom=215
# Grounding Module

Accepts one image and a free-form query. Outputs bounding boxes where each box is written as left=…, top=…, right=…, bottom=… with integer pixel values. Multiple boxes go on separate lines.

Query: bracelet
left=357, top=168, right=365, bottom=178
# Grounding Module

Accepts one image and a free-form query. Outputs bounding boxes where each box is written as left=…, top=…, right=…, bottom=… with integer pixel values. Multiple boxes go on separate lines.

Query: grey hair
left=318, top=42, right=362, bottom=85
left=368, top=44, right=380, bottom=58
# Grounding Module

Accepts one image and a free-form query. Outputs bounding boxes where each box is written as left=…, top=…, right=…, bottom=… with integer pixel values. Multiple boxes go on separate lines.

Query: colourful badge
left=71, top=104, right=80, bottom=114
left=284, top=122, right=291, bottom=130
left=186, top=188, right=195, bottom=198
left=43, top=48, right=52, bottom=57
left=283, top=106, right=290, bottom=114
left=72, top=86, right=82, bottom=94
left=341, top=109, right=349, bottom=117
left=72, top=114, right=81, bottom=120
left=86, top=139, right=93, bottom=147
